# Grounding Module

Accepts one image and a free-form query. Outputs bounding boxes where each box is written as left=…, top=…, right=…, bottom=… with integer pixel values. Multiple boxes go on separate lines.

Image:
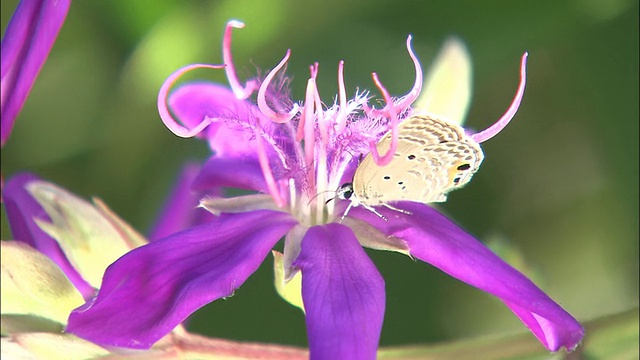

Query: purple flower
left=1, top=0, right=70, bottom=147
left=148, top=162, right=217, bottom=241
left=67, top=21, right=584, bottom=357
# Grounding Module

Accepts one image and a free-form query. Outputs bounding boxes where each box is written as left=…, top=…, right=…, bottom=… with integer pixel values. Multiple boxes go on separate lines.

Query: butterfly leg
left=362, top=204, right=388, bottom=221
left=339, top=203, right=354, bottom=223
left=340, top=202, right=389, bottom=222
left=382, top=203, right=413, bottom=216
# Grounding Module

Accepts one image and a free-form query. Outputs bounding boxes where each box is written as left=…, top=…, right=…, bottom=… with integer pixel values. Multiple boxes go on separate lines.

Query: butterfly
left=337, top=113, right=484, bottom=221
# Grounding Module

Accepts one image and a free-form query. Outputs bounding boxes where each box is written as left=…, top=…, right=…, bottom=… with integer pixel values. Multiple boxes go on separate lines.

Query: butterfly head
left=336, top=183, right=355, bottom=200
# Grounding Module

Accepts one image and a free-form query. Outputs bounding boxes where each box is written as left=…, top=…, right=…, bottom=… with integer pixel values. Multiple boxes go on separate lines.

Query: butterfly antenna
left=307, top=190, right=336, bottom=206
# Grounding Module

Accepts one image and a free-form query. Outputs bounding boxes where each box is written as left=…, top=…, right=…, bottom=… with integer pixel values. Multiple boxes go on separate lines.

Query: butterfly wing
left=353, top=114, right=484, bottom=205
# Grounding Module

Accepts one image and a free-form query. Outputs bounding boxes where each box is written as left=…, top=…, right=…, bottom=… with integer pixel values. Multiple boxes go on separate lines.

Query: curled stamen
left=368, top=72, right=399, bottom=166
left=253, top=123, right=286, bottom=208
left=394, top=35, right=423, bottom=111
left=471, top=52, right=528, bottom=143
left=158, top=63, right=225, bottom=138
left=258, top=50, right=300, bottom=123
left=363, top=35, right=422, bottom=118
left=336, top=60, right=348, bottom=133
left=223, top=20, right=258, bottom=99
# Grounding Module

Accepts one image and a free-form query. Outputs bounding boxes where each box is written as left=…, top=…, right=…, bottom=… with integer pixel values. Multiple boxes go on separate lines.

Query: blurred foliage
left=1, top=0, right=638, bottom=353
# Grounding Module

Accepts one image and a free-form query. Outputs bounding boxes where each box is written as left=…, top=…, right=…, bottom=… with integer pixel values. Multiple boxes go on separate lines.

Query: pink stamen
left=368, top=72, right=399, bottom=166
left=302, top=78, right=317, bottom=176
left=158, top=63, right=225, bottom=138
left=315, top=84, right=329, bottom=145
left=258, top=50, right=300, bottom=123
left=253, top=123, right=286, bottom=208
left=223, top=20, right=258, bottom=99
left=336, top=60, right=348, bottom=133
left=471, top=52, right=528, bottom=143
left=309, top=62, right=319, bottom=79
left=307, top=64, right=329, bottom=145
left=296, top=63, right=320, bottom=142
left=393, top=35, right=423, bottom=111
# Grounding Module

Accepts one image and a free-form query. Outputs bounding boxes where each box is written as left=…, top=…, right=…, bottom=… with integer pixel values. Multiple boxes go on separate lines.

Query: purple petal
left=67, top=210, right=297, bottom=349
left=169, top=82, right=263, bottom=154
left=192, top=155, right=268, bottom=193
left=349, top=202, right=584, bottom=352
left=2, top=173, right=94, bottom=298
left=168, top=82, right=297, bottom=162
left=148, top=162, right=217, bottom=241
left=169, top=82, right=255, bottom=129
left=1, top=0, right=71, bottom=146
left=293, top=223, right=385, bottom=359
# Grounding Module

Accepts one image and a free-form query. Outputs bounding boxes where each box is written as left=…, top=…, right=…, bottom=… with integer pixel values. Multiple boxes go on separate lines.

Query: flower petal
left=169, top=82, right=269, bottom=155
left=199, top=194, right=280, bottom=216
left=67, top=210, right=297, bottom=349
left=148, top=163, right=216, bottom=241
left=2, top=173, right=93, bottom=298
left=1, top=0, right=71, bottom=146
left=349, top=202, right=584, bottom=352
left=192, top=155, right=268, bottom=193
left=293, top=223, right=385, bottom=360
left=4, top=333, right=110, bottom=360
left=272, top=250, right=305, bottom=312
left=1, top=241, right=84, bottom=327
left=26, top=180, right=139, bottom=290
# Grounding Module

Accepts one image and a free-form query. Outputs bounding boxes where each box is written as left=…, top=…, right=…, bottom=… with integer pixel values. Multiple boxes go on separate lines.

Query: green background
left=2, top=0, right=638, bottom=350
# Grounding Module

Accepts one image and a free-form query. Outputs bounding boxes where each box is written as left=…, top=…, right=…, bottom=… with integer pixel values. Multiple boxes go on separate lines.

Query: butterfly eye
left=337, top=183, right=354, bottom=200
left=457, top=163, right=471, bottom=171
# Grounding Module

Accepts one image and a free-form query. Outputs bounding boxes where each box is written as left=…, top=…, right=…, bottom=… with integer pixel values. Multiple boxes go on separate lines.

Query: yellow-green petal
left=3, top=333, right=109, bottom=360
left=26, top=181, right=141, bottom=288
left=272, top=251, right=305, bottom=312
left=0, top=242, right=84, bottom=326
left=414, top=37, right=472, bottom=126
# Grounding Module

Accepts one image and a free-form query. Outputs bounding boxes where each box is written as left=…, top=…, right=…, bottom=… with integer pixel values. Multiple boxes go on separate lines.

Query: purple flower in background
left=67, top=20, right=584, bottom=357
left=148, top=162, right=217, bottom=241
left=1, top=0, right=70, bottom=146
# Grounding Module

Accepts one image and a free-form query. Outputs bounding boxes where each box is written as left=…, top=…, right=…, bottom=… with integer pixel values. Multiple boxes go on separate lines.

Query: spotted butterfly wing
left=352, top=114, right=484, bottom=206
